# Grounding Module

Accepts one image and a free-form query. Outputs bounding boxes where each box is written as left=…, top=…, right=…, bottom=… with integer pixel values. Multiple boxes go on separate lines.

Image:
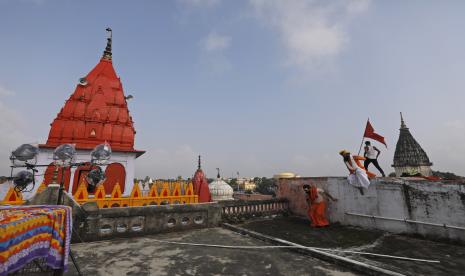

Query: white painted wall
left=278, top=177, right=465, bottom=242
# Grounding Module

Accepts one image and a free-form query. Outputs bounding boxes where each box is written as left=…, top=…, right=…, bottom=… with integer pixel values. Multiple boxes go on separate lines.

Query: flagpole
left=357, top=137, right=365, bottom=156
left=357, top=118, right=369, bottom=156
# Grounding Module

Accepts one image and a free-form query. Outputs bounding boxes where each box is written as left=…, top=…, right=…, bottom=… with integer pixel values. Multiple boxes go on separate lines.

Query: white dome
left=209, top=178, right=234, bottom=201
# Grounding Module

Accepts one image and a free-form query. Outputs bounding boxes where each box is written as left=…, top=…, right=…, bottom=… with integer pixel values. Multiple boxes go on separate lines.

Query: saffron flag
left=363, top=120, right=387, bottom=147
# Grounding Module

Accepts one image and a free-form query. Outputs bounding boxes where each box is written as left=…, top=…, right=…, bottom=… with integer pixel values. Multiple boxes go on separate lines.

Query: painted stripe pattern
left=0, top=205, right=72, bottom=275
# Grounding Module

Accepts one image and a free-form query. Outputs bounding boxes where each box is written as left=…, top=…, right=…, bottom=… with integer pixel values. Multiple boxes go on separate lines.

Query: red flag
left=363, top=120, right=387, bottom=147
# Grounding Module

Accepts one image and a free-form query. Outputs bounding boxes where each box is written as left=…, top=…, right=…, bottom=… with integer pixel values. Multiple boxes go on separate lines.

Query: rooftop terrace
left=64, top=217, right=465, bottom=276
left=65, top=226, right=355, bottom=276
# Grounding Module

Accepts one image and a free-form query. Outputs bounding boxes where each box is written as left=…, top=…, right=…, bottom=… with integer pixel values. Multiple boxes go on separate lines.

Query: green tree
left=255, top=177, right=277, bottom=196
left=228, top=178, right=238, bottom=191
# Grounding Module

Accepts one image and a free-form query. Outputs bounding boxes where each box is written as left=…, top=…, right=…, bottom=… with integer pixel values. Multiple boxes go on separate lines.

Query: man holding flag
left=364, top=141, right=385, bottom=177
left=361, top=119, right=387, bottom=177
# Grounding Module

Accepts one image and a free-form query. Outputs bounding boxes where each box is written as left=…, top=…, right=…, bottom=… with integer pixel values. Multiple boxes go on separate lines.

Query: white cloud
left=135, top=145, right=198, bottom=179
left=445, top=120, right=465, bottom=130
left=346, top=0, right=371, bottom=14
left=249, top=0, right=371, bottom=70
left=0, top=85, right=14, bottom=96
left=177, top=0, right=220, bottom=8
left=0, top=88, right=30, bottom=175
left=200, top=54, right=232, bottom=74
left=199, top=32, right=232, bottom=74
left=203, top=32, right=231, bottom=51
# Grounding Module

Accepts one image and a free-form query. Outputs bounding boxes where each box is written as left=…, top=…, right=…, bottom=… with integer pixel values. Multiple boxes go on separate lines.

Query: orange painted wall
left=43, top=163, right=71, bottom=191
left=104, top=163, right=126, bottom=194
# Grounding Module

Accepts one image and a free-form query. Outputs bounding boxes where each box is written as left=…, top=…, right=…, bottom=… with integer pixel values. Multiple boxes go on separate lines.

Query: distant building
left=392, top=113, right=433, bottom=177
left=237, top=178, right=256, bottom=191
left=273, top=172, right=298, bottom=179
left=233, top=193, right=273, bottom=201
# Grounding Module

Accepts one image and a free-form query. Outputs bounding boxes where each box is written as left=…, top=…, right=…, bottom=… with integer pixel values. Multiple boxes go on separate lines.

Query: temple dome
left=209, top=169, right=233, bottom=201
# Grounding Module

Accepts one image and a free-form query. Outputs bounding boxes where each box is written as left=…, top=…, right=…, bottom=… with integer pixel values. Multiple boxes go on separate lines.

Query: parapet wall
left=78, top=203, right=222, bottom=242
left=277, top=177, right=465, bottom=243
left=25, top=185, right=289, bottom=242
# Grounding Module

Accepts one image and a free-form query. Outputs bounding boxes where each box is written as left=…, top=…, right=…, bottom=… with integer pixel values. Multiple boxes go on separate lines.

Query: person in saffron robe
left=339, top=149, right=370, bottom=195
left=303, top=184, right=337, bottom=227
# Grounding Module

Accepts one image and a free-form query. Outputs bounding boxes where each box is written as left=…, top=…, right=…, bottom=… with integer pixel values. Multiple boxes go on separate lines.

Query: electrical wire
left=147, top=239, right=440, bottom=263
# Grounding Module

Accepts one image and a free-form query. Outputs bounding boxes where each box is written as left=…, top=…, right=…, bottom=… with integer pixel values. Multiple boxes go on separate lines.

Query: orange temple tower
left=33, top=29, right=144, bottom=198
left=192, top=156, right=212, bottom=203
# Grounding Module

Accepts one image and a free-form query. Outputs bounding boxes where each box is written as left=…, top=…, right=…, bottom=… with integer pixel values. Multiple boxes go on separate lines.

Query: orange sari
left=306, top=187, right=329, bottom=227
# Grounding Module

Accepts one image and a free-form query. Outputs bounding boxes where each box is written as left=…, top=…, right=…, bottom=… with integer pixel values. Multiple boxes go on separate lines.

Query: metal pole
left=357, top=138, right=365, bottom=156
left=56, top=166, right=65, bottom=205
left=55, top=164, right=83, bottom=276
left=357, top=119, right=369, bottom=155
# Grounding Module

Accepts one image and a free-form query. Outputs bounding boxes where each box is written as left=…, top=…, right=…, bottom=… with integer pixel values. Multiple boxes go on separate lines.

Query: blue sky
left=0, top=0, right=464, bottom=178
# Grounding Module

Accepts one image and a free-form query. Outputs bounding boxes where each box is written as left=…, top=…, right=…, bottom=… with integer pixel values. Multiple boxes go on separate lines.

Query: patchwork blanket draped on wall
left=0, top=205, right=72, bottom=275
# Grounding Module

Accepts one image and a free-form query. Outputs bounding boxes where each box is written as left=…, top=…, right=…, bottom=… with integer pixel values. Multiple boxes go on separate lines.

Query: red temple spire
left=192, top=155, right=212, bottom=203
left=42, top=28, right=142, bottom=154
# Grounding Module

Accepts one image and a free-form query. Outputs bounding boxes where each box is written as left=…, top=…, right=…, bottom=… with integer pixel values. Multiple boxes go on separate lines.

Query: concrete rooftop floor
left=65, top=227, right=356, bottom=276
left=64, top=217, right=465, bottom=276
left=241, top=217, right=465, bottom=276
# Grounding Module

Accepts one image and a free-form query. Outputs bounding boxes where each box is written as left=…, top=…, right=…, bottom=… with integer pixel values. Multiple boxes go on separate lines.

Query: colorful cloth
left=0, top=205, right=72, bottom=275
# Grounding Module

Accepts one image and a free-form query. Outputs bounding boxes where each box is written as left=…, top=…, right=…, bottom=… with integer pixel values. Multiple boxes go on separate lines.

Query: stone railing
left=16, top=185, right=289, bottom=243
left=220, top=198, right=289, bottom=223
left=77, top=202, right=222, bottom=242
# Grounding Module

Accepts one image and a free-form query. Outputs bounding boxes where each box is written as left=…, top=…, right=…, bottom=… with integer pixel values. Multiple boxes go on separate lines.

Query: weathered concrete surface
left=277, top=177, right=465, bottom=242
left=220, top=198, right=289, bottom=224
left=66, top=227, right=357, bottom=276
left=240, top=217, right=465, bottom=276
left=78, top=203, right=222, bottom=242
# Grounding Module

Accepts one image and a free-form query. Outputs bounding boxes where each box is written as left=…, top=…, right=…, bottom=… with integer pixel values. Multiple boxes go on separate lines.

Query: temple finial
left=216, top=168, right=220, bottom=179
left=102, top=27, right=112, bottom=60
left=198, top=155, right=201, bottom=170
left=400, top=112, right=407, bottom=129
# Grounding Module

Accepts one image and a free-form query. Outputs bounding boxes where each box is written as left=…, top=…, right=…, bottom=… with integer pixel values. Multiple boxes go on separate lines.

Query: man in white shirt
left=363, top=141, right=385, bottom=177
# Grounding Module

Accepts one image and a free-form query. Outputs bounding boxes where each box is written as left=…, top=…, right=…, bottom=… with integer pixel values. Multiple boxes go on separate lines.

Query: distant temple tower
left=34, top=29, right=144, bottom=198
left=392, top=113, right=432, bottom=177
left=192, top=156, right=212, bottom=202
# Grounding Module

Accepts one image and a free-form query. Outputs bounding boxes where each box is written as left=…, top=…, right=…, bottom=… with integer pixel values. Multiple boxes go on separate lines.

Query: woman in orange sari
left=303, top=184, right=337, bottom=227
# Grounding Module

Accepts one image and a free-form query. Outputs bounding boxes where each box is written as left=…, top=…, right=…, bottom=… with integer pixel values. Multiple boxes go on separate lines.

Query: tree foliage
left=254, top=177, right=277, bottom=196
